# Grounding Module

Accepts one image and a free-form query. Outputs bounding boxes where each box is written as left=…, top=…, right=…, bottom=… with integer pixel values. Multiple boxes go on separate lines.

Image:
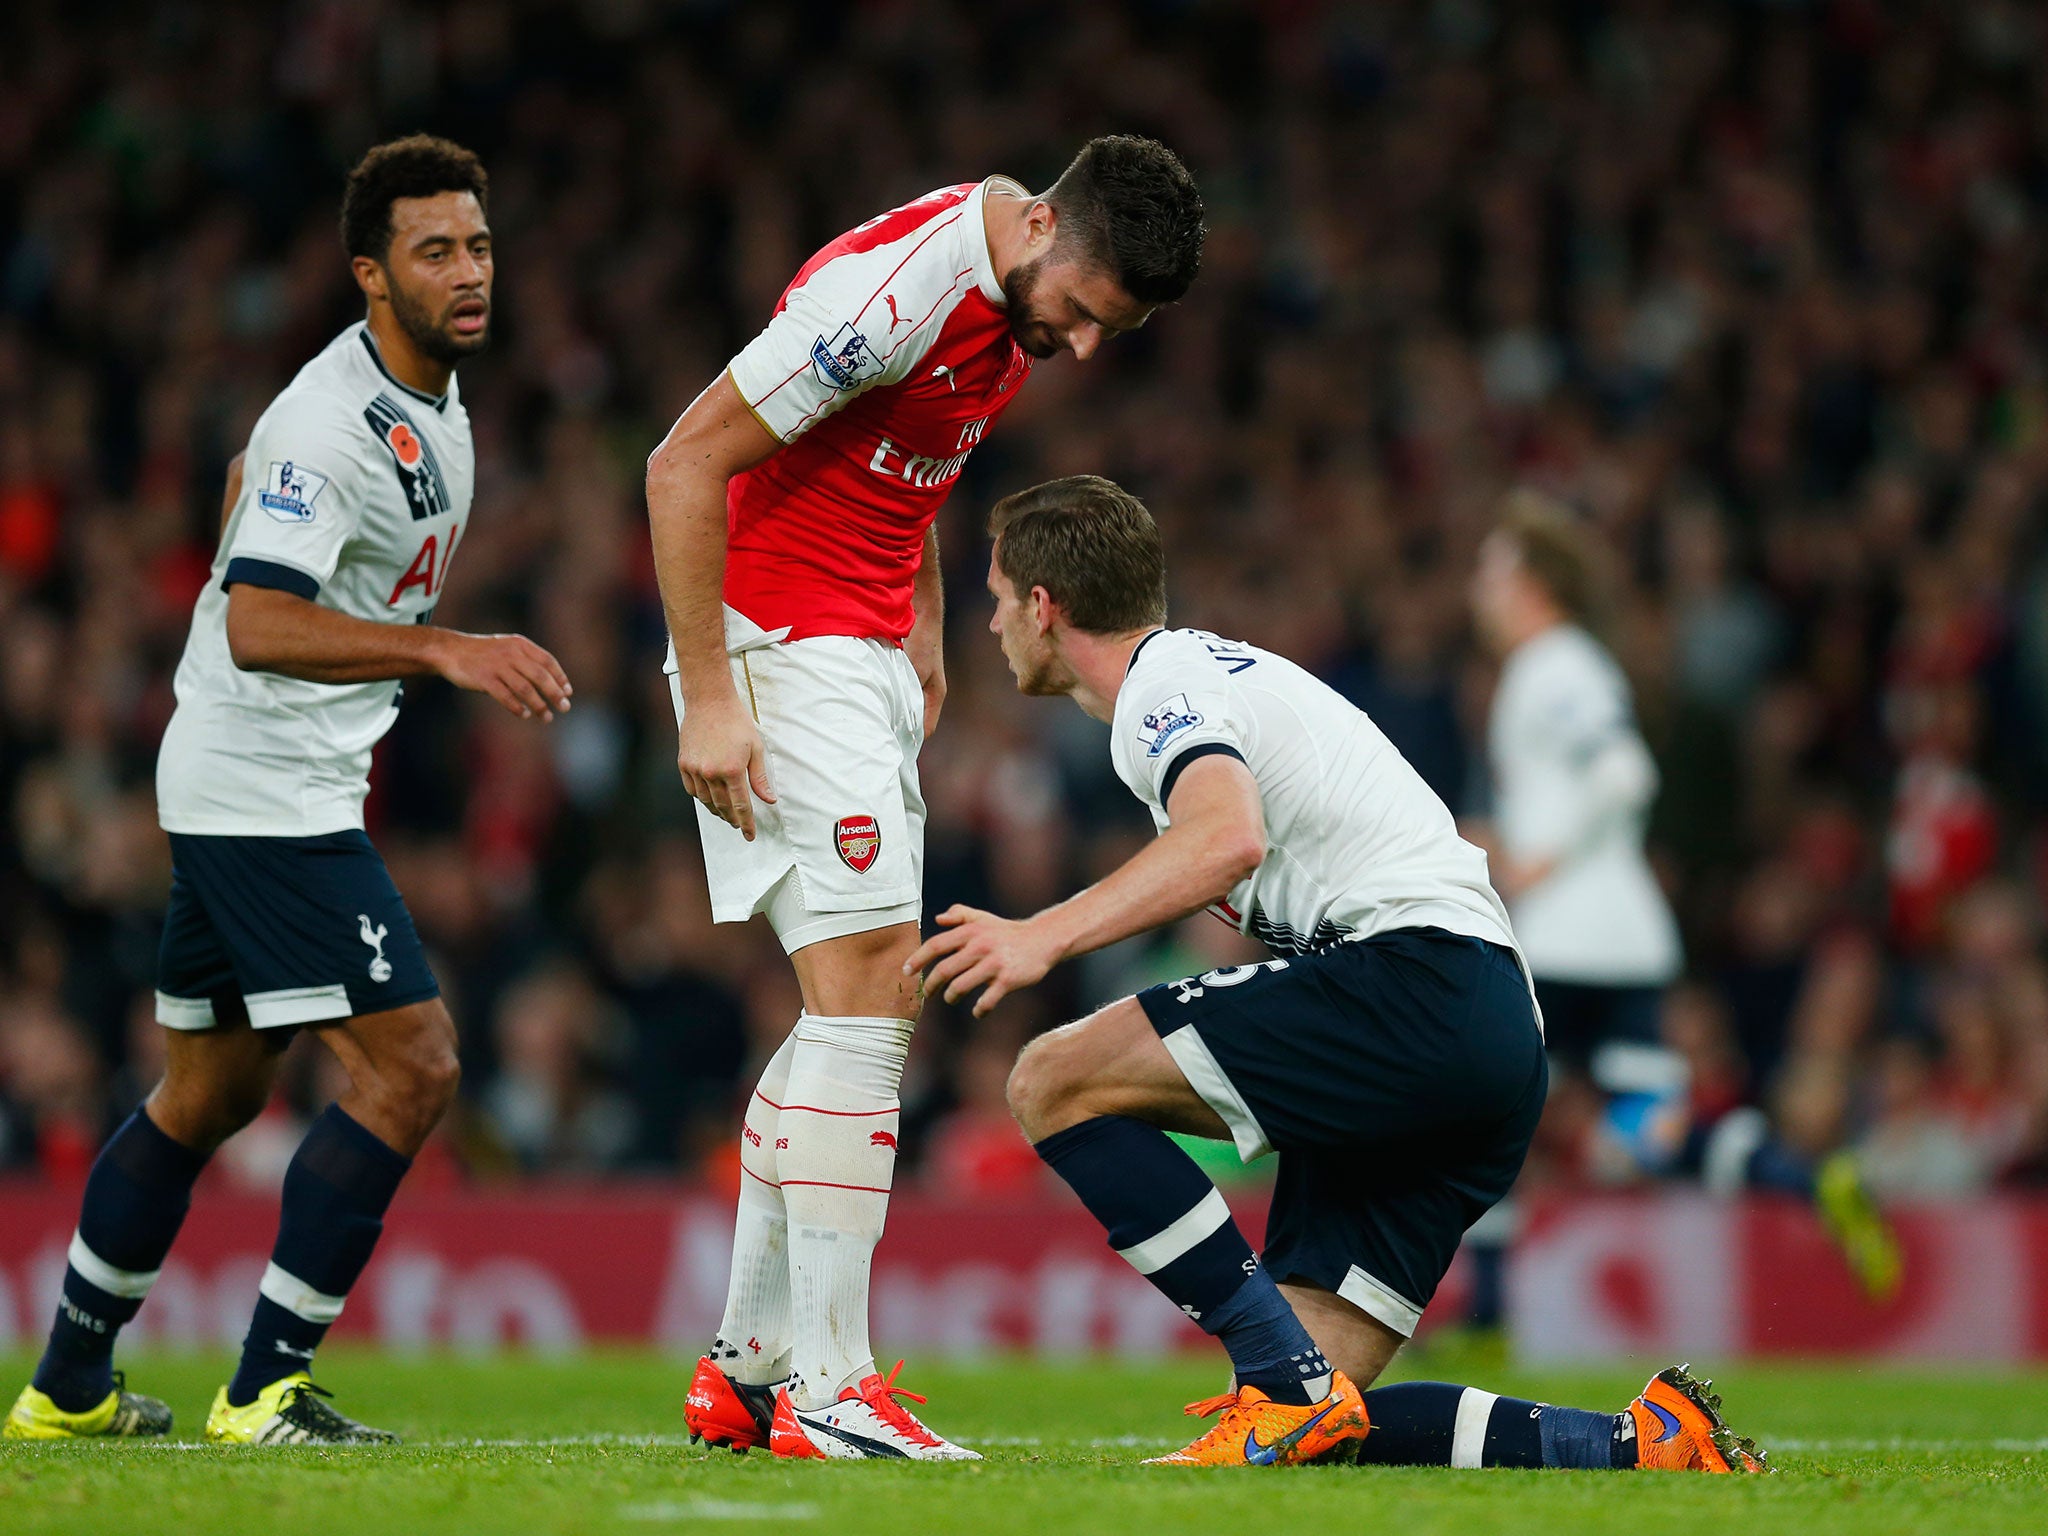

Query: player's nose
left=1066, top=323, right=1104, bottom=361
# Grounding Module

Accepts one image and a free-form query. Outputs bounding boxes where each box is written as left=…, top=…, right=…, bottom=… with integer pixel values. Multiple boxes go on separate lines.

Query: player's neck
left=981, top=180, right=1037, bottom=294
left=1507, top=605, right=1568, bottom=653
left=1061, top=626, right=1161, bottom=723
left=364, top=307, right=453, bottom=399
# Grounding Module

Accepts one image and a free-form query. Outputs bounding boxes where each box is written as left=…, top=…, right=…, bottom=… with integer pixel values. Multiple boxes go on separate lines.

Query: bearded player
left=650, top=138, right=1204, bottom=1460
left=7, top=137, right=571, bottom=1445
left=910, top=476, right=1767, bottom=1473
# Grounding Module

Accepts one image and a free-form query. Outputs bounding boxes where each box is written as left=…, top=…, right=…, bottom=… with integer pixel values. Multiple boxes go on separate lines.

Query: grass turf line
left=2, top=1345, right=2044, bottom=1535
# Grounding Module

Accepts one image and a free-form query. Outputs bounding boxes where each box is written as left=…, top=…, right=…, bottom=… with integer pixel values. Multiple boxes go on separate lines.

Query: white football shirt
left=1487, top=623, right=1682, bottom=985
left=1110, top=628, right=1523, bottom=962
left=156, top=323, right=474, bottom=836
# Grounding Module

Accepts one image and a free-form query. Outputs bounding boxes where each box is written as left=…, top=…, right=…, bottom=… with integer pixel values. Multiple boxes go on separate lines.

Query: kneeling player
left=908, top=477, right=1768, bottom=1472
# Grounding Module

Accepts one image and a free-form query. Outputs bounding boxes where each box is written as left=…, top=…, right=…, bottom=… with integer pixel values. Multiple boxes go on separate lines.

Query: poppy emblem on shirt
left=835, top=814, right=881, bottom=873
left=386, top=421, right=424, bottom=468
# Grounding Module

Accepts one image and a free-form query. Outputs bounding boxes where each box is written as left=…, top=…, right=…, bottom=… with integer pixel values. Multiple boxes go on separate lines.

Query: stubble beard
left=390, top=278, right=490, bottom=366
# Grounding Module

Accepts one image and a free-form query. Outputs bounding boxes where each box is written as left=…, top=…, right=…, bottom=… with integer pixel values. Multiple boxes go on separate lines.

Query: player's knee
left=152, top=1063, right=270, bottom=1151
left=1006, top=1033, right=1082, bottom=1140
left=363, top=1008, right=461, bottom=1136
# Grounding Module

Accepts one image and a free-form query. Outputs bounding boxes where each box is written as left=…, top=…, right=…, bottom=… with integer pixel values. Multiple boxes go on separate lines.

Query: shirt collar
left=967, top=176, right=1027, bottom=307
left=1125, top=628, right=1166, bottom=676
left=359, top=326, right=449, bottom=413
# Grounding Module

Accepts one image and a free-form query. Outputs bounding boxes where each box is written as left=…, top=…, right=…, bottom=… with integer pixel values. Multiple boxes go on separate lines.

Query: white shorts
left=667, top=611, right=924, bottom=955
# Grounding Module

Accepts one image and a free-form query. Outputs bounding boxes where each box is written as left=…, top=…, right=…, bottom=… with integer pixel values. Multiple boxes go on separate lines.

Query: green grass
left=3, top=1345, right=2044, bottom=1535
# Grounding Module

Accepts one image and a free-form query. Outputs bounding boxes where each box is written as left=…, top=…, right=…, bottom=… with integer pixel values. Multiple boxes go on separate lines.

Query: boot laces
left=857, top=1361, right=940, bottom=1447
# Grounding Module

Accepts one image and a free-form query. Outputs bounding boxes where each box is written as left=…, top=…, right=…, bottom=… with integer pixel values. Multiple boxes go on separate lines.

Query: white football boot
left=767, top=1362, right=980, bottom=1461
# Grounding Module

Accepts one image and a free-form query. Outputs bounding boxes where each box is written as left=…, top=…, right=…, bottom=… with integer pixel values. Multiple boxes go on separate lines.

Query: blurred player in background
left=649, top=138, right=1204, bottom=1460
left=912, top=476, right=1765, bottom=1472
left=1462, top=492, right=1686, bottom=1330
left=6, top=137, right=572, bottom=1446
left=1468, top=491, right=1899, bottom=1311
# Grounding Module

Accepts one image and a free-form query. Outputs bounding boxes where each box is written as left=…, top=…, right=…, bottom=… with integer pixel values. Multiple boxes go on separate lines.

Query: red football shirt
left=720, top=179, right=1035, bottom=643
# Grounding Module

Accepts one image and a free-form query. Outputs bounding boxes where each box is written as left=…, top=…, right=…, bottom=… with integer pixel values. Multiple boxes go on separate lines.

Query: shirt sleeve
left=1123, top=656, right=1251, bottom=812
left=222, top=393, right=366, bottom=597
left=727, top=247, right=942, bottom=444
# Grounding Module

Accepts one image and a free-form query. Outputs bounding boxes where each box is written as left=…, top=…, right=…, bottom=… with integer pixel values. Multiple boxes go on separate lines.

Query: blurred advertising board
left=1, top=1187, right=2043, bottom=1360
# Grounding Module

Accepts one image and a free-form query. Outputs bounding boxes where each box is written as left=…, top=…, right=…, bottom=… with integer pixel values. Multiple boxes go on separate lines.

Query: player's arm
left=218, top=453, right=245, bottom=540
left=645, top=370, right=782, bottom=837
left=907, top=524, right=945, bottom=739
left=1499, top=681, right=1658, bottom=896
left=907, top=753, right=1266, bottom=1016
left=224, top=587, right=572, bottom=721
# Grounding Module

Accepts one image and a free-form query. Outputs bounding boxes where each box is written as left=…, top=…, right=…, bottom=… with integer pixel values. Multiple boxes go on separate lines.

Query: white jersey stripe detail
left=67, top=1232, right=160, bottom=1299
left=1159, top=1026, right=1272, bottom=1162
left=1452, top=1388, right=1501, bottom=1468
left=243, top=984, right=353, bottom=1030
left=1337, top=1264, right=1424, bottom=1337
left=155, top=991, right=218, bottom=1032
left=1114, top=1187, right=1233, bottom=1276
left=259, top=1262, right=348, bottom=1324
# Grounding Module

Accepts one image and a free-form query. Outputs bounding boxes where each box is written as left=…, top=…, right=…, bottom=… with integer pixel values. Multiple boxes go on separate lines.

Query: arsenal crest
left=835, top=814, right=881, bottom=873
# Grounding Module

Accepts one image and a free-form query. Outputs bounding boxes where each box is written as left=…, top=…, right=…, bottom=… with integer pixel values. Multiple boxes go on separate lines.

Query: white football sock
left=712, top=1030, right=796, bottom=1386
left=779, top=1011, right=913, bottom=1410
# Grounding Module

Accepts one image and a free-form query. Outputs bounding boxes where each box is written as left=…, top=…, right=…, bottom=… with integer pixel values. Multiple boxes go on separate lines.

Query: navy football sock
left=1357, top=1382, right=1634, bottom=1469
left=33, top=1109, right=209, bottom=1412
left=1034, top=1116, right=1330, bottom=1404
left=227, top=1106, right=409, bottom=1407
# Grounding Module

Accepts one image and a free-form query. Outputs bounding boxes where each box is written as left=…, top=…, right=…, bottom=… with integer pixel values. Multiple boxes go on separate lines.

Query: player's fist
left=436, top=632, right=573, bottom=721
left=676, top=691, right=776, bottom=840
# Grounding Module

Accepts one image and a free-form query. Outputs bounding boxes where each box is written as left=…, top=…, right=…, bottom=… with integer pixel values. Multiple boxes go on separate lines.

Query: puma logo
left=931, top=364, right=958, bottom=391
left=885, top=294, right=908, bottom=331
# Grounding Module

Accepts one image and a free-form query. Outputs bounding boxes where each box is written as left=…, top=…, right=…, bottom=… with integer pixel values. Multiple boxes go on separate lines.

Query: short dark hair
left=1497, top=488, right=1613, bottom=629
left=990, top=475, right=1168, bottom=634
left=1045, top=136, right=1205, bottom=305
left=341, top=135, right=489, bottom=262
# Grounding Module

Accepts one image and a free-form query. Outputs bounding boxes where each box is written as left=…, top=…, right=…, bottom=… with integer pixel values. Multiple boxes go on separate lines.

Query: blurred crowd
left=5, top=0, right=2048, bottom=1201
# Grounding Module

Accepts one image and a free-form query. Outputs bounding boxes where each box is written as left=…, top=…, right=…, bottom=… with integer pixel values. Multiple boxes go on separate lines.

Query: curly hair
left=340, top=135, right=489, bottom=262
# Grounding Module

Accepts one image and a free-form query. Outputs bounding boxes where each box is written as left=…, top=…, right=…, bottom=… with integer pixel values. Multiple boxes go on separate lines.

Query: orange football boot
left=1145, top=1370, right=1370, bottom=1466
left=1627, top=1364, right=1769, bottom=1473
left=684, top=1355, right=780, bottom=1453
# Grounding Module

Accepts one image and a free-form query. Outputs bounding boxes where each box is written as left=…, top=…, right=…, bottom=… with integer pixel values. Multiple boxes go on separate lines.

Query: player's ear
left=1029, top=584, right=1058, bottom=635
left=351, top=254, right=388, bottom=303
left=1026, top=200, right=1057, bottom=255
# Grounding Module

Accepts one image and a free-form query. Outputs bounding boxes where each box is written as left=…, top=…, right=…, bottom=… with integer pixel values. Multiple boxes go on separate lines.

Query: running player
left=651, top=138, right=1204, bottom=1460
left=909, top=475, right=1767, bottom=1472
left=6, top=137, right=571, bottom=1445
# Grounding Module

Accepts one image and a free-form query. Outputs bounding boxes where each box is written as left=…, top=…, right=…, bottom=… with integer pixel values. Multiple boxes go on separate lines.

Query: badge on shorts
left=835, top=814, right=881, bottom=874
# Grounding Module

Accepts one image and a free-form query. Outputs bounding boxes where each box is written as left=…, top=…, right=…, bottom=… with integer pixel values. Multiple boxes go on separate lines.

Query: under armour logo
left=931, top=364, right=958, bottom=391
left=886, top=294, right=909, bottom=332
left=358, top=914, right=393, bottom=983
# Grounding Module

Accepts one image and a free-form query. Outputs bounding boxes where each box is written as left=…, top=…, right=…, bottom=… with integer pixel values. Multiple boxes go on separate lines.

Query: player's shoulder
left=788, top=180, right=991, bottom=305
left=248, top=328, right=380, bottom=451
left=1507, top=623, right=1621, bottom=694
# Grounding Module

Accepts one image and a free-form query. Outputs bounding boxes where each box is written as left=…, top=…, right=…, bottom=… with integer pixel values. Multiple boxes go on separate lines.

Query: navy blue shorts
left=155, top=830, right=439, bottom=1032
left=1137, top=928, right=1546, bottom=1337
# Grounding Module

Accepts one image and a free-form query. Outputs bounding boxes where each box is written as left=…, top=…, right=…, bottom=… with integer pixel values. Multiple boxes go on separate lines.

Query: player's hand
left=677, top=691, right=776, bottom=840
left=437, top=632, right=573, bottom=721
left=905, top=905, right=1061, bottom=1017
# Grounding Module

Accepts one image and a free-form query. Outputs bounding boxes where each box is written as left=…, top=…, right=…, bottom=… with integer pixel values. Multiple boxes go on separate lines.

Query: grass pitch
left=3, top=1344, right=2044, bottom=1535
